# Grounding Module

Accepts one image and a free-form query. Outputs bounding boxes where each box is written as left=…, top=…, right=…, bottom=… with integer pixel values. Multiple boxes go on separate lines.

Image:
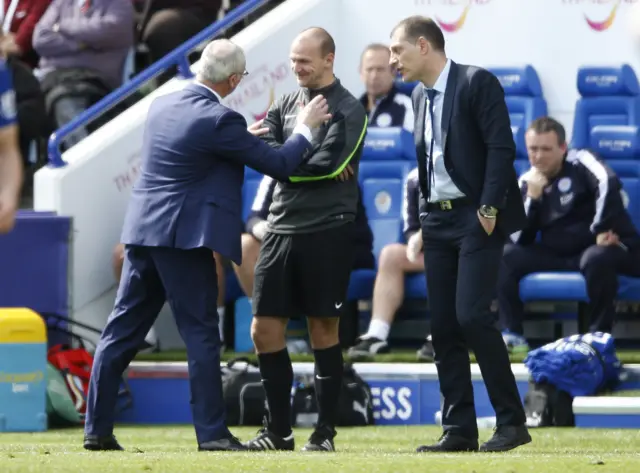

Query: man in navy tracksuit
left=498, top=117, right=640, bottom=352
left=358, top=43, right=414, bottom=132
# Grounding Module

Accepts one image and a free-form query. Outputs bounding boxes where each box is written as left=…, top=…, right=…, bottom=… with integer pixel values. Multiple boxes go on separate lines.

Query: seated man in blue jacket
left=498, top=117, right=640, bottom=353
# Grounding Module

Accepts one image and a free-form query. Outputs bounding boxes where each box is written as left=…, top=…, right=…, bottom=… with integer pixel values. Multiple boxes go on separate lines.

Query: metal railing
left=47, top=0, right=272, bottom=167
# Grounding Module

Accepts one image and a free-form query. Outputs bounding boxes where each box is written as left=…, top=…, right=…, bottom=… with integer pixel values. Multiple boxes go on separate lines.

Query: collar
left=192, top=80, right=223, bottom=102
left=303, top=77, right=340, bottom=99
left=424, top=58, right=451, bottom=95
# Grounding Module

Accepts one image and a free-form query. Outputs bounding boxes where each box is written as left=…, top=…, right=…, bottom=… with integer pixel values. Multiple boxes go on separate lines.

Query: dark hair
left=360, top=43, right=390, bottom=64
left=391, top=15, right=445, bottom=52
left=528, top=117, right=566, bottom=145
left=301, top=27, right=336, bottom=56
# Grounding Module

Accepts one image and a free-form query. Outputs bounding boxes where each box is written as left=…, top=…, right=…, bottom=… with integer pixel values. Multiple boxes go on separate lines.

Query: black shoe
left=301, top=425, right=336, bottom=452
left=416, top=335, right=435, bottom=362
left=479, top=425, right=531, bottom=452
left=244, top=426, right=294, bottom=451
left=348, top=337, right=390, bottom=359
left=83, top=435, right=124, bottom=451
left=199, top=436, right=247, bottom=451
left=416, top=432, right=479, bottom=452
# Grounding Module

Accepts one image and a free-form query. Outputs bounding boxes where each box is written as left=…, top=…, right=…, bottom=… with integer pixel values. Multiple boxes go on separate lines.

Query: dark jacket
left=411, top=61, right=526, bottom=236
left=513, top=150, right=640, bottom=255
left=261, top=77, right=368, bottom=234
left=246, top=175, right=374, bottom=259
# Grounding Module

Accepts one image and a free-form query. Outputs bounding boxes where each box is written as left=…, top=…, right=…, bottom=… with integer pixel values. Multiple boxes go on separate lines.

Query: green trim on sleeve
left=289, top=115, right=368, bottom=182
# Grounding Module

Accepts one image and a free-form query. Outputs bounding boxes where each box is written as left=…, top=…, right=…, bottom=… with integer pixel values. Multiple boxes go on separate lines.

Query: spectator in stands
left=498, top=117, right=640, bottom=352
left=112, top=243, right=229, bottom=351
left=0, top=56, right=22, bottom=233
left=233, top=174, right=375, bottom=299
left=136, top=0, right=221, bottom=85
left=1, top=0, right=51, bottom=68
left=32, top=0, right=134, bottom=147
left=348, top=167, right=434, bottom=361
left=359, top=43, right=414, bottom=131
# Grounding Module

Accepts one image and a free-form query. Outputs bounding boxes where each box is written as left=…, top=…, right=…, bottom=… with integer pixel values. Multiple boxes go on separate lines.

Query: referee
left=244, top=27, right=367, bottom=453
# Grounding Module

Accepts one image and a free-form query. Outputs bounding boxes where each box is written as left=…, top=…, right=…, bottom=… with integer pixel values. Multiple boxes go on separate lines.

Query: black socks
left=258, top=348, right=293, bottom=437
left=258, top=344, right=344, bottom=437
left=313, top=343, right=343, bottom=429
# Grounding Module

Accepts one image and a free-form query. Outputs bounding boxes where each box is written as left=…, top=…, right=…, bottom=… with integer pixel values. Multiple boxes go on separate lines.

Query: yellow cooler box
left=0, top=308, right=48, bottom=432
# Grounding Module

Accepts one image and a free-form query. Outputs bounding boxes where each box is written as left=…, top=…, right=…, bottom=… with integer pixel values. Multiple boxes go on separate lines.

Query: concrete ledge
left=127, top=361, right=532, bottom=381
left=573, top=396, right=640, bottom=415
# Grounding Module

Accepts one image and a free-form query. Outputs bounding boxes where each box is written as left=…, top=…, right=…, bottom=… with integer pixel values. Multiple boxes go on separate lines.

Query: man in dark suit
left=83, top=38, right=331, bottom=452
left=389, top=16, right=531, bottom=453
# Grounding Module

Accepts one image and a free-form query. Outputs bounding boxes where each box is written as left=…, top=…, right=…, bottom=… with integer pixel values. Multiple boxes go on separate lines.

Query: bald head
left=197, top=39, right=246, bottom=83
left=295, top=27, right=335, bottom=57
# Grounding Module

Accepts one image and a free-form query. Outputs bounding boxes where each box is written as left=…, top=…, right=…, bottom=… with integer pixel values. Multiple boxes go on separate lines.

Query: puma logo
left=352, top=400, right=368, bottom=423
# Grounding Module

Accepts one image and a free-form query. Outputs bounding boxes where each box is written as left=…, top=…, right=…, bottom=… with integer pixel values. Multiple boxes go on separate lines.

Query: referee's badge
left=376, top=113, right=392, bottom=127
left=374, top=190, right=392, bottom=215
left=557, top=177, right=572, bottom=193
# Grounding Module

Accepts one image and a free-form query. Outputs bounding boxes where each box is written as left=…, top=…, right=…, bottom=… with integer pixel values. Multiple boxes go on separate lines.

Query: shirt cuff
left=292, top=124, right=312, bottom=143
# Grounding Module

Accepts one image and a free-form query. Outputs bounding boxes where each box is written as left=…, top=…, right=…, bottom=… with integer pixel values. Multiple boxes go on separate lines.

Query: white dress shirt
left=423, top=59, right=465, bottom=203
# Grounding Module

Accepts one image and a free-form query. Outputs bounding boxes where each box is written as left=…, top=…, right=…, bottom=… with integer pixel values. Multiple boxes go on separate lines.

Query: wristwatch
left=479, top=205, right=498, bottom=219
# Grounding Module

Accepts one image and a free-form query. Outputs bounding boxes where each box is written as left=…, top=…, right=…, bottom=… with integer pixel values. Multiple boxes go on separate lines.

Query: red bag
left=45, top=315, right=134, bottom=423
left=47, top=344, right=94, bottom=416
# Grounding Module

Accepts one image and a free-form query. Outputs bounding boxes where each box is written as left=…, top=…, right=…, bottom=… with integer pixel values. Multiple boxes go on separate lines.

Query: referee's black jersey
left=359, top=84, right=414, bottom=132
left=512, top=149, right=640, bottom=255
left=246, top=175, right=374, bottom=253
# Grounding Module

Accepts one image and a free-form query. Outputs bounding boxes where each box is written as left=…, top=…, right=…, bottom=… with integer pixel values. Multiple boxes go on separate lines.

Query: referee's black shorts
left=252, top=222, right=355, bottom=319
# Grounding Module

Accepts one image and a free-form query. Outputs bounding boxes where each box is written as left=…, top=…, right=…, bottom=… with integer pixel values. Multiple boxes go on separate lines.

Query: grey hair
left=196, top=39, right=246, bottom=83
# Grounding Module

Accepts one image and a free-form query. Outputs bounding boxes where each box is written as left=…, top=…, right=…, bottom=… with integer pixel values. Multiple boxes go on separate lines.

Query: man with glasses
left=82, top=39, right=331, bottom=453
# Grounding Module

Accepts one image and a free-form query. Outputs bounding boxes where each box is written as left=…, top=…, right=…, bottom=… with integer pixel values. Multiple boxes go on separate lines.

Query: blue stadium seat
left=405, top=273, right=427, bottom=299
left=362, top=127, right=416, bottom=161
left=520, top=272, right=588, bottom=302
left=242, top=167, right=263, bottom=221
left=590, top=124, right=640, bottom=161
left=348, top=161, right=410, bottom=300
left=571, top=65, right=640, bottom=149
left=590, top=125, right=640, bottom=230
left=359, top=161, right=410, bottom=259
left=488, top=65, right=548, bottom=159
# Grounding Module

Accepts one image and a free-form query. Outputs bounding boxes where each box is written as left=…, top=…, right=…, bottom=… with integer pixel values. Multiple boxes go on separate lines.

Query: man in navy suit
left=83, top=38, right=331, bottom=452
left=389, top=16, right=531, bottom=453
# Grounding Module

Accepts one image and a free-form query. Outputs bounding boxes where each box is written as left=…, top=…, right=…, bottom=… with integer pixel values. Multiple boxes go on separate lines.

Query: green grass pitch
left=1, top=425, right=639, bottom=472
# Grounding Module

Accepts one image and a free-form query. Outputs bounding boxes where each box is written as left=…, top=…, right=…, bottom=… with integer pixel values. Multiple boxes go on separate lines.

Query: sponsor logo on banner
left=414, top=0, right=491, bottom=33
left=369, top=380, right=420, bottom=424
left=564, top=0, right=637, bottom=32
left=114, top=153, right=141, bottom=192
left=225, top=62, right=289, bottom=122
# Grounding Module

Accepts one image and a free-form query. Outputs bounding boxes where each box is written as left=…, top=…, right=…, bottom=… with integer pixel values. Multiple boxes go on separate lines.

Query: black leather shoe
left=479, top=425, right=531, bottom=452
left=83, top=435, right=124, bottom=451
left=198, top=436, right=247, bottom=452
left=416, top=432, right=479, bottom=452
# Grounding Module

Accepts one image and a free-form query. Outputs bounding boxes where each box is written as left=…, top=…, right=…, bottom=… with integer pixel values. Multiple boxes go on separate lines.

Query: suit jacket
left=411, top=61, right=526, bottom=236
left=121, top=83, right=312, bottom=264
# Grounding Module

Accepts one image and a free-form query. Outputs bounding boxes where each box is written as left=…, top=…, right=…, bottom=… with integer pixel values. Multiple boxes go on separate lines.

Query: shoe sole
left=416, top=446, right=478, bottom=453
left=479, top=435, right=532, bottom=453
left=83, top=444, right=123, bottom=451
